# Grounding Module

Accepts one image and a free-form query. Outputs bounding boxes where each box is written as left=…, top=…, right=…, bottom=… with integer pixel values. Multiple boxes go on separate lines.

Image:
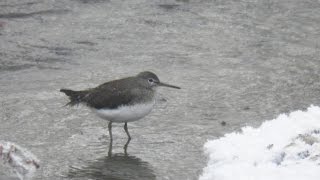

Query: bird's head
left=136, top=71, right=181, bottom=89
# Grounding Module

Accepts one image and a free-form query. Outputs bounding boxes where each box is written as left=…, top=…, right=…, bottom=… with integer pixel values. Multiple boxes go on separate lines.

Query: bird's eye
left=148, top=78, right=154, bottom=83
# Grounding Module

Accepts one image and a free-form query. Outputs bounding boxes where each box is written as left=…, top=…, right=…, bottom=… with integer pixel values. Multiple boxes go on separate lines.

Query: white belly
left=94, top=102, right=155, bottom=123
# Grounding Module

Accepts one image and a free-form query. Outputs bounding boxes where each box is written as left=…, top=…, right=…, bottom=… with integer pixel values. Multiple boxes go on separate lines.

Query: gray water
left=1, top=0, right=320, bottom=179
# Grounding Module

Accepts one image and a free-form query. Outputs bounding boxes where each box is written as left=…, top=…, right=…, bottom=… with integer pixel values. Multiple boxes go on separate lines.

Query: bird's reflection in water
left=67, top=153, right=156, bottom=180
left=108, top=137, right=131, bottom=156
left=67, top=139, right=154, bottom=180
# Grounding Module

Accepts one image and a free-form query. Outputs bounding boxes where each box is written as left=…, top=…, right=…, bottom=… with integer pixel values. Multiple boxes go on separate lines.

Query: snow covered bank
left=200, top=106, right=320, bottom=180
left=0, top=142, right=39, bottom=180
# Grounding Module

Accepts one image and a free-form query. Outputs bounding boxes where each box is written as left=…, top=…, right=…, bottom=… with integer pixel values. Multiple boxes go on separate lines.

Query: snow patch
left=200, top=106, right=320, bottom=180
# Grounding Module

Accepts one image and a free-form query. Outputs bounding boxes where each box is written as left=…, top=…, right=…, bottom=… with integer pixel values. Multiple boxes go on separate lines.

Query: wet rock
left=0, top=141, right=39, bottom=180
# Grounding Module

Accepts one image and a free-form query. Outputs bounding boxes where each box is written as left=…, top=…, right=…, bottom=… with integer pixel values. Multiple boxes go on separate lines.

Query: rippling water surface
left=1, top=0, right=320, bottom=179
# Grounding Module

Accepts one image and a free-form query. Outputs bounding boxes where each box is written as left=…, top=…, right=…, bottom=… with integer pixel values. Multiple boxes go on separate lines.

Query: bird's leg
left=124, top=122, right=131, bottom=140
left=108, top=142, right=113, bottom=157
left=108, top=121, right=113, bottom=142
left=108, top=121, right=113, bottom=157
left=124, top=122, right=131, bottom=155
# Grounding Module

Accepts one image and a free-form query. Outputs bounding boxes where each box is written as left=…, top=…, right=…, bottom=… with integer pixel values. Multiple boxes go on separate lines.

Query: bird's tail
left=60, top=89, right=88, bottom=106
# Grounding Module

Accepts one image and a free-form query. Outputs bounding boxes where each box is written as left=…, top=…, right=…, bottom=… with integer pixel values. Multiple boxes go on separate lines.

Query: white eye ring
left=148, top=78, right=154, bottom=83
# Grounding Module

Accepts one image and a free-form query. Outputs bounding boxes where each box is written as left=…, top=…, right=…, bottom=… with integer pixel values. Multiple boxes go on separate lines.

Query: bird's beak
left=158, top=82, right=181, bottom=89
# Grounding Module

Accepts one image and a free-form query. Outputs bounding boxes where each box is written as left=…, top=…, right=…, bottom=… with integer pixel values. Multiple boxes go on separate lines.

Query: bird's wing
left=83, top=78, right=138, bottom=109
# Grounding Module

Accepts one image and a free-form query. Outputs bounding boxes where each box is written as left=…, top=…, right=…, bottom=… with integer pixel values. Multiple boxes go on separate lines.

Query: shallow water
left=0, top=0, right=320, bottom=179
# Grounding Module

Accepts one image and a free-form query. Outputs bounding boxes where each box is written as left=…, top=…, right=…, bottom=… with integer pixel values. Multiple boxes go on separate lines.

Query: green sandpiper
left=60, top=71, right=180, bottom=154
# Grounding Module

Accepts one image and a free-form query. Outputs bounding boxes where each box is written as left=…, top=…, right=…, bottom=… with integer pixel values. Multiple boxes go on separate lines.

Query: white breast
left=94, top=102, right=155, bottom=123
